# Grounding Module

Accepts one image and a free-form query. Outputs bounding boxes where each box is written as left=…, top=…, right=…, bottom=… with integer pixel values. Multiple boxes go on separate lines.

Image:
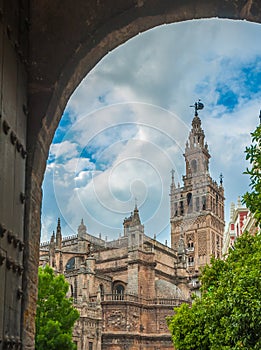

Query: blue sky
left=41, top=18, right=261, bottom=243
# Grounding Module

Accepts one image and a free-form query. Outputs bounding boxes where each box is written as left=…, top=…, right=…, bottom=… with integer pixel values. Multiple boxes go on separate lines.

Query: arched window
left=113, top=283, right=125, bottom=300
left=188, top=256, right=194, bottom=266
left=65, top=257, right=75, bottom=271
left=187, top=241, right=194, bottom=251
left=187, top=193, right=193, bottom=213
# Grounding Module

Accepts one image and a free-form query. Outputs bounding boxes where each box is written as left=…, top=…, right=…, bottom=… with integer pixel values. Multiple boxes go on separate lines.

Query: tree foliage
left=167, top=233, right=261, bottom=349
left=35, top=265, right=80, bottom=350
left=242, top=123, right=261, bottom=225
left=167, top=123, right=261, bottom=349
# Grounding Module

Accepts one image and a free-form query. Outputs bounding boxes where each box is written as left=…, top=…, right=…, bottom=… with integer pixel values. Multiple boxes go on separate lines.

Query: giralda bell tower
left=170, top=102, right=225, bottom=273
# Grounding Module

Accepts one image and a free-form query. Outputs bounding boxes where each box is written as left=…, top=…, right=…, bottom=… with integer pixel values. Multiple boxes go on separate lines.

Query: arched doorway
left=1, top=1, right=261, bottom=349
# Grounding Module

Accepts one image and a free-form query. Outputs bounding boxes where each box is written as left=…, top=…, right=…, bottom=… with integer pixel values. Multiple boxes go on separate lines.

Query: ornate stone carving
left=107, top=310, right=126, bottom=330
left=198, top=231, right=207, bottom=256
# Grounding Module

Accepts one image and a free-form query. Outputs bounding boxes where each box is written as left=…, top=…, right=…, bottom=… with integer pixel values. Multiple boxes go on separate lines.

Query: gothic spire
left=78, top=218, right=87, bottom=237
left=57, top=217, right=61, bottom=231
left=171, top=169, right=176, bottom=188
left=56, top=217, right=62, bottom=249
left=132, top=203, right=141, bottom=226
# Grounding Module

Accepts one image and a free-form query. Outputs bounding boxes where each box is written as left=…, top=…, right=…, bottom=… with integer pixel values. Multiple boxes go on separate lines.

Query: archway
left=0, top=1, right=259, bottom=349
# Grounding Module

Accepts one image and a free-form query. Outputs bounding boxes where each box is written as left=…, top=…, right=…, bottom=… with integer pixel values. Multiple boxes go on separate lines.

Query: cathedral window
left=65, top=257, right=75, bottom=271
left=113, top=283, right=125, bottom=300
left=187, top=193, right=193, bottom=213
left=187, top=241, right=194, bottom=251
left=174, top=203, right=178, bottom=216
left=202, top=196, right=206, bottom=210
left=188, top=256, right=194, bottom=266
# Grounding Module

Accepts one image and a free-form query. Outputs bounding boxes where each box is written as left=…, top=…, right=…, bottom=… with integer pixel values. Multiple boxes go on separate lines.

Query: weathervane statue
left=190, top=99, right=204, bottom=116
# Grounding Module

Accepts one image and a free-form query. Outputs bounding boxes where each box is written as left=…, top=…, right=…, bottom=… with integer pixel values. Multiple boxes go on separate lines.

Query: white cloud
left=42, top=18, right=261, bottom=243
left=49, top=140, right=78, bottom=160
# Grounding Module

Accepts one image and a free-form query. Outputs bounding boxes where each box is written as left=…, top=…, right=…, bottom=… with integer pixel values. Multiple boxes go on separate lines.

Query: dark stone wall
left=0, top=1, right=260, bottom=349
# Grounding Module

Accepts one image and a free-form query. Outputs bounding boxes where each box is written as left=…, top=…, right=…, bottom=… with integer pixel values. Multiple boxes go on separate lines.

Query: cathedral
left=39, top=107, right=225, bottom=350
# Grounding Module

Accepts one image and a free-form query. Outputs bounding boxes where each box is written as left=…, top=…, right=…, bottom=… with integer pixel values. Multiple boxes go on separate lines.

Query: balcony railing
left=102, top=293, right=189, bottom=306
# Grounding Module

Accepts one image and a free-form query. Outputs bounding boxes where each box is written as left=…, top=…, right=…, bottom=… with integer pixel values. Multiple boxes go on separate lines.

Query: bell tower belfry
left=170, top=102, right=225, bottom=272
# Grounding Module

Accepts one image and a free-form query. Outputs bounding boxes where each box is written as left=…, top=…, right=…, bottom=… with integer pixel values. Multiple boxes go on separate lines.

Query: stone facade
left=170, top=108, right=225, bottom=274
left=40, top=207, right=190, bottom=350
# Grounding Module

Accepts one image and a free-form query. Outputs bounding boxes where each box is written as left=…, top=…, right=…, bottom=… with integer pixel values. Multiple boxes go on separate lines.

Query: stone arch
left=112, top=281, right=126, bottom=300
left=0, top=1, right=258, bottom=349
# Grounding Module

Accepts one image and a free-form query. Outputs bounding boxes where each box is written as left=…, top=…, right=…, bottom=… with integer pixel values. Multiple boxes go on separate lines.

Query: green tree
left=243, top=123, right=261, bottom=225
left=167, top=123, right=261, bottom=349
left=167, top=233, right=261, bottom=350
left=35, top=265, right=80, bottom=350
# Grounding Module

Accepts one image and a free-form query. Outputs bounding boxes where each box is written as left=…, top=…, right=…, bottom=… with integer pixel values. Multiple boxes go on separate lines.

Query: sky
left=41, top=18, right=261, bottom=244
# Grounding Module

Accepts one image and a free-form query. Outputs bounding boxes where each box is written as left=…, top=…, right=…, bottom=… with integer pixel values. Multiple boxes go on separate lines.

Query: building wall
left=223, top=199, right=258, bottom=255
left=39, top=214, right=190, bottom=350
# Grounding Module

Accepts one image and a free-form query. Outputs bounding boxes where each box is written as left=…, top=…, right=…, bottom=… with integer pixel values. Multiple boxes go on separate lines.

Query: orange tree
left=167, top=232, right=261, bottom=350
left=35, top=265, right=79, bottom=350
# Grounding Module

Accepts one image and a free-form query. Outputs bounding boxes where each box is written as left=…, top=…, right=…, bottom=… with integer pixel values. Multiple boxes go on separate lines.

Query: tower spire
left=220, top=173, right=224, bottom=186
left=134, top=197, right=138, bottom=210
left=78, top=218, right=87, bottom=237
left=170, top=169, right=176, bottom=193
left=56, top=217, right=62, bottom=249
left=133, top=202, right=141, bottom=225
left=171, top=169, right=175, bottom=185
left=170, top=101, right=225, bottom=273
